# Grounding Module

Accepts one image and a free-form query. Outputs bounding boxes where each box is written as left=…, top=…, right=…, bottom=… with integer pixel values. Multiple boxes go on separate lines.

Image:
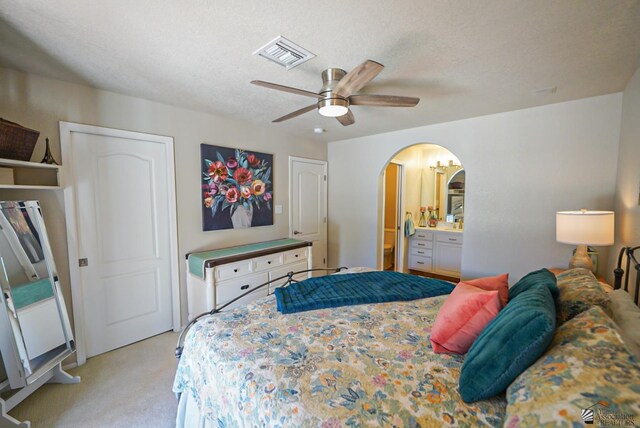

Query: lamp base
left=568, top=244, right=593, bottom=271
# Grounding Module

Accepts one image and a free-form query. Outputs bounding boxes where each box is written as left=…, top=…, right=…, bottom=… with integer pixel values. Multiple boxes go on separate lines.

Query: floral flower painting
left=201, top=144, right=273, bottom=231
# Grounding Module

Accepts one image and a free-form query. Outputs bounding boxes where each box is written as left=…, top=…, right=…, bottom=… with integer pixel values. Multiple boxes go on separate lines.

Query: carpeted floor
left=9, top=331, right=179, bottom=427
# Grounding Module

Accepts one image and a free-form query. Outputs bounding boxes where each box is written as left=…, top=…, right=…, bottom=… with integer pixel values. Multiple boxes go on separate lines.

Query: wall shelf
left=0, top=158, right=61, bottom=189
left=0, top=158, right=60, bottom=170
left=0, top=184, right=62, bottom=190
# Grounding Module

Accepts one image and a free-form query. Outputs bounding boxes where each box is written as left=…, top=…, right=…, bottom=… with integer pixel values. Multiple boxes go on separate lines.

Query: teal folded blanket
left=275, top=271, right=454, bottom=314
left=12, top=278, right=54, bottom=310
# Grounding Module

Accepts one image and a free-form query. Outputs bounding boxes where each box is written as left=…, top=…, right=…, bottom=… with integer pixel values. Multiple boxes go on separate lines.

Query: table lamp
left=556, top=209, right=614, bottom=271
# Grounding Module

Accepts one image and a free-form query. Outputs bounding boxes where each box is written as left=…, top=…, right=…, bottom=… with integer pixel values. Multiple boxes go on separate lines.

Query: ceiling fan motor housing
left=320, top=68, right=346, bottom=93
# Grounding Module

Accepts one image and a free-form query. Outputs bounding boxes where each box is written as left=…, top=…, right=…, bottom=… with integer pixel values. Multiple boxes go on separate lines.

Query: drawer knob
left=268, top=261, right=272, bottom=264
left=240, top=284, right=250, bottom=290
left=418, top=251, right=424, bottom=254
left=295, top=254, right=299, bottom=257
left=449, top=238, right=456, bottom=241
left=417, top=261, right=424, bottom=265
left=234, top=268, right=238, bottom=273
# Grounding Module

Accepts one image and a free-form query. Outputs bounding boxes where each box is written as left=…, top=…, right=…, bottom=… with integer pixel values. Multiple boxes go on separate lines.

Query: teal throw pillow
left=508, top=268, right=559, bottom=301
left=459, top=283, right=556, bottom=403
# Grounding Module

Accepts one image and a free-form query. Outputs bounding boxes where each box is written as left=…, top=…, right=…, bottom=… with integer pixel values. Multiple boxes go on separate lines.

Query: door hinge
left=79, top=258, right=88, bottom=267
left=324, top=175, right=326, bottom=181
left=324, top=217, right=326, bottom=223
left=323, top=257, right=326, bottom=264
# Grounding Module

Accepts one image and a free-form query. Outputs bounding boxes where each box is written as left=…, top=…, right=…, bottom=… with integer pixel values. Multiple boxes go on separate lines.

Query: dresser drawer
left=253, top=253, right=284, bottom=272
left=215, top=260, right=253, bottom=281
left=414, top=230, right=434, bottom=240
left=410, top=247, right=433, bottom=258
left=268, top=260, right=309, bottom=293
left=409, top=254, right=432, bottom=272
left=411, top=239, right=433, bottom=250
left=216, top=273, right=269, bottom=309
left=436, top=232, right=463, bottom=244
left=284, top=247, right=308, bottom=264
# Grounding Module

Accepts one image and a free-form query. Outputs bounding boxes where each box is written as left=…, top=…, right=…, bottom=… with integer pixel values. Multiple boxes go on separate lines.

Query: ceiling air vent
left=253, top=36, right=315, bottom=70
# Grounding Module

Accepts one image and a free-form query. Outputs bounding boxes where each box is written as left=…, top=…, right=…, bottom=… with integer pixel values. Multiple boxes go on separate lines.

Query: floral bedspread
left=173, top=294, right=506, bottom=427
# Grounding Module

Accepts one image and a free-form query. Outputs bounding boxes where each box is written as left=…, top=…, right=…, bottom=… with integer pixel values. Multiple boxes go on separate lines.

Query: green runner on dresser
left=188, top=238, right=308, bottom=279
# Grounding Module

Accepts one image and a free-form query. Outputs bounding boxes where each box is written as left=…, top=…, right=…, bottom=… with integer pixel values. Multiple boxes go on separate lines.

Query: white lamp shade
left=556, top=210, right=614, bottom=246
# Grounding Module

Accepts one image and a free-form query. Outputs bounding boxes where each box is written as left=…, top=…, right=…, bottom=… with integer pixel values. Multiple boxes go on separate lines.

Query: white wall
left=610, top=66, right=640, bottom=291
left=329, top=94, right=622, bottom=282
left=0, top=67, right=326, bottom=332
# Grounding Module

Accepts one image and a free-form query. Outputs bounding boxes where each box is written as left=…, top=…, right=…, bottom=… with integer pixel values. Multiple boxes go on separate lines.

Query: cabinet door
left=268, top=261, right=309, bottom=294
left=434, top=242, right=462, bottom=277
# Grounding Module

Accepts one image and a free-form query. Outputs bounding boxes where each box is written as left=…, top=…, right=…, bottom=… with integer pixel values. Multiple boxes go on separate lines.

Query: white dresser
left=409, top=227, right=463, bottom=277
left=185, top=239, right=312, bottom=320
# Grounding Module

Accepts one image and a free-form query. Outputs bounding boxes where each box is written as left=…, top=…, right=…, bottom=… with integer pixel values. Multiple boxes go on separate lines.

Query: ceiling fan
left=251, top=60, right=420, bottom=126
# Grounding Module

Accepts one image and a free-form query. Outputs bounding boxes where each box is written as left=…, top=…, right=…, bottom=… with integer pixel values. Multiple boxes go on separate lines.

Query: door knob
left=293, top=230, right=302, bottom=235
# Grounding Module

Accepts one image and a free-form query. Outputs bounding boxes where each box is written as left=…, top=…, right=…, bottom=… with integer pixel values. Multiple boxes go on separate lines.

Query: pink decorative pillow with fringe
left=430, top=283, right=503, bottom=354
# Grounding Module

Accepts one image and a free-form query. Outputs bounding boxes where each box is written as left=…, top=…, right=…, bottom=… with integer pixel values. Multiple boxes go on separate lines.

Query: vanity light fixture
left=429, top=160, right=461, bottom=170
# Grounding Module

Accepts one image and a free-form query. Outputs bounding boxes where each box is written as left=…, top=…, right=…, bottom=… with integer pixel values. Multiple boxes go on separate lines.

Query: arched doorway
left=379, top=143, right=465, bottom=281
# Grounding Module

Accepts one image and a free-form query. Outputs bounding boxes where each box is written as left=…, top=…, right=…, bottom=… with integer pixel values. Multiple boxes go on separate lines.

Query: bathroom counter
left=415, top=225, right=463, bottom=234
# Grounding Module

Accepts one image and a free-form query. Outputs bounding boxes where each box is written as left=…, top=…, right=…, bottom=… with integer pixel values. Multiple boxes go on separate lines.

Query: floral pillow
left=555, top=268, right=611, bottom=324
left=504, top=306, right=640, bottom=427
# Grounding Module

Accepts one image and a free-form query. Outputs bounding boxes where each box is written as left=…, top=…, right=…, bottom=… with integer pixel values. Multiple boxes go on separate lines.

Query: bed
left=174, top=256, right=640, bottom=427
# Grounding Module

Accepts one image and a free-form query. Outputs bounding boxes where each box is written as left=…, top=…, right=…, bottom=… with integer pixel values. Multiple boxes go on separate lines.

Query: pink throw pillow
left=430, top=283, right=502, bottom=354
left=464, top=273, right=509, bottom=307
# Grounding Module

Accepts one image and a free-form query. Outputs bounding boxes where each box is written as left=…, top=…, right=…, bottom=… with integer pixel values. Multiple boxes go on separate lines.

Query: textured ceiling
left=1, top=0, right=639, bottom=142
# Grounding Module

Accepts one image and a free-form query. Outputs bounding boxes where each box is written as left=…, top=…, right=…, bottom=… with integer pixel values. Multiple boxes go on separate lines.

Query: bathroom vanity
left=408, top=226, right=463, bottom=278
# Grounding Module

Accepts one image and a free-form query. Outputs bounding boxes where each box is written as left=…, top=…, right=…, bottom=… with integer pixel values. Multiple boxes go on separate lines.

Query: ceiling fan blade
left=349, top=94, right=420, bottom=107
left=251, top=80, right=322, bottom=99
left=335, top=110, right=355, bottom=126
left=272, top=104, right=317, bottom=123
left=333, top=60, right=384, bottom=98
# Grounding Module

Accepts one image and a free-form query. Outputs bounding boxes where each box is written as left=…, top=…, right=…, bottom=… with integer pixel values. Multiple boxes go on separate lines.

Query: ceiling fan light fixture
left=318, top=98, right=349, bottom=117
left=251, top=59, right=419, bottom=126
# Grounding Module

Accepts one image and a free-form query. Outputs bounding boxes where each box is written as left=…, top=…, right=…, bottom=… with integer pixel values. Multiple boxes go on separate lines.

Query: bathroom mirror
left=0, top=201, right=74, bottom=389
left=446, top=169, right=465, bottom=220
left=421, top=163, right=464, bottom=221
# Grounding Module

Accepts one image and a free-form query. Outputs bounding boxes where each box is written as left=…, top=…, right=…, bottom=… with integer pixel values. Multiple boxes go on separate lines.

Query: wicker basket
left=0, top=118, right=40, bottom=161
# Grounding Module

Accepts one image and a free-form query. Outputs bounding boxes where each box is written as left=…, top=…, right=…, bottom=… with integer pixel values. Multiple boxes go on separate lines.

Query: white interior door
left=61, top=123, right=179, bottom=361
left=289, top=157, right=327, bottom=273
